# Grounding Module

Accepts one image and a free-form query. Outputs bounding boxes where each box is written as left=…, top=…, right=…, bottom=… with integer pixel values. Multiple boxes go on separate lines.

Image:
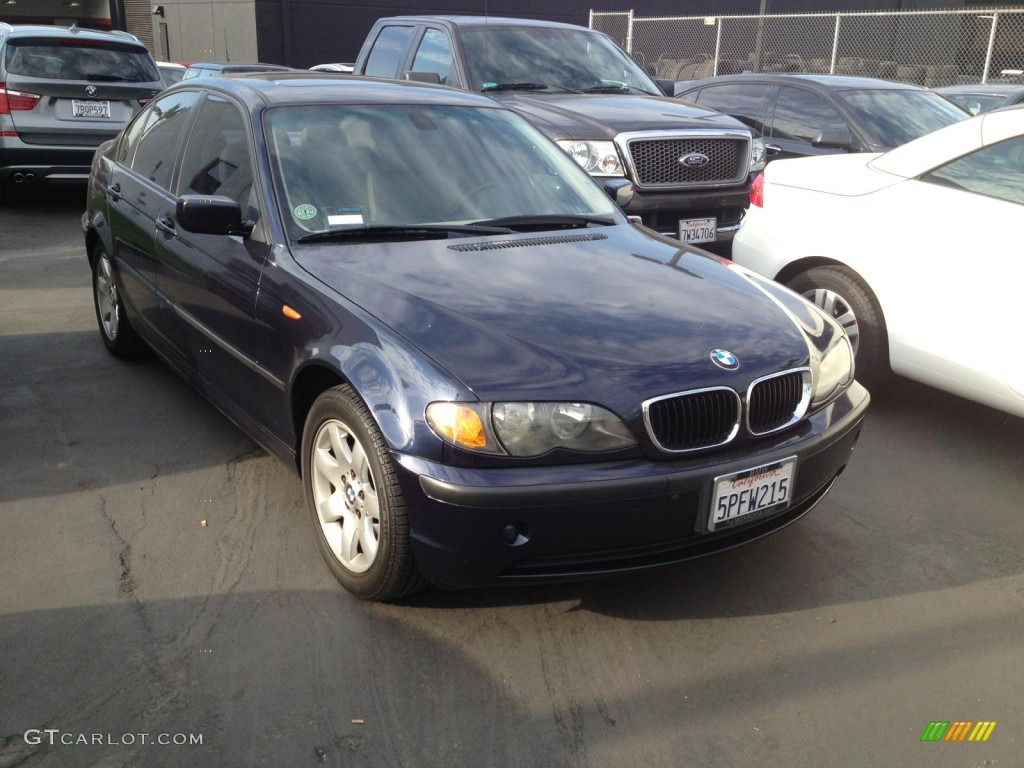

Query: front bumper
left=623, top=180, right=752, bottom=243
left=395, top=382, right=869, bottom=588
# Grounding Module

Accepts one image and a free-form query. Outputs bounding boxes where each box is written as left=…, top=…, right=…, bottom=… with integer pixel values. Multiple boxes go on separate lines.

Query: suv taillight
left=0, top=82, right=42, bottom=113
left=749, top=172, right=765, bottom=208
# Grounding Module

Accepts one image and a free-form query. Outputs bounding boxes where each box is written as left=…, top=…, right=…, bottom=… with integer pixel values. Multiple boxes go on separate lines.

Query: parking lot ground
left=2, top=187, right=1023, bottom=767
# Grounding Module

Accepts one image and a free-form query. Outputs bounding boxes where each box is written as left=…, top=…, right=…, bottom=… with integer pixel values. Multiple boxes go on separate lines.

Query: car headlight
left=811, top=332, right=855, bottom=409
left=749, top=137, right=766, bottom=173
left=426, top=401, right=636, bottom=457
left=557, top=140, right=624, bottom=176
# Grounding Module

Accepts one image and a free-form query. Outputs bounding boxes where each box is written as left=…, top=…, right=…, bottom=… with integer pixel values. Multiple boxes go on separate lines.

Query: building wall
left=148, top=0, right=258, bottom=63
left=0, top=0, right=111, bottom=29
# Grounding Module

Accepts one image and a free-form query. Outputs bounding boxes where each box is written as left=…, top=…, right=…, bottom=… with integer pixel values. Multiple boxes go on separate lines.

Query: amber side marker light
left=426, top=403, right=489, bottom=449
left=282, top=305, right=301, bottom=320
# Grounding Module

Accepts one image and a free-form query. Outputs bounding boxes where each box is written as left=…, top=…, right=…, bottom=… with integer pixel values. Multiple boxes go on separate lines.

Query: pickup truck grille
left=626, top=136, right=748, bottom=188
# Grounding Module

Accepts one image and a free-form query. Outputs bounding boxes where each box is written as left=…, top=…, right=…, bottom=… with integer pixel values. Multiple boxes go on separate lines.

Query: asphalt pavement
left=1, top=185, right=1022, bottom=768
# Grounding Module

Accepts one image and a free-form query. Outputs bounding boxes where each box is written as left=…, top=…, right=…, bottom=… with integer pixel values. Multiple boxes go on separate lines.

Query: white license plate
left=72, top=100, right=111, bottom=118
left=679, top=217, right=716, bottom=244
left=709, top=457, right=797, bottom=531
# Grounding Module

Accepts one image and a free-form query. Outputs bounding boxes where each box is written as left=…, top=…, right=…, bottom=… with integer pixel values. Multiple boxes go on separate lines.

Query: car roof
left=187, top=62, right=292, bottom=70
left=178, top=71, right=506, bottom=109
left=378, top=16, right=587, bottom=32
left=935, top=83, right=1024, bottom=95
left=679, top=73, right=927, bottom=92
left=0, top=22, right=145, bottom=47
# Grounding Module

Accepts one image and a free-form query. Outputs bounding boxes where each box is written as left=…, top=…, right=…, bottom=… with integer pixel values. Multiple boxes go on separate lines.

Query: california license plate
left=709, top=457, right=797, bottom=531
left=72, top=100, right=111, bottom=118
left=679, top=217, right=716, bottom=244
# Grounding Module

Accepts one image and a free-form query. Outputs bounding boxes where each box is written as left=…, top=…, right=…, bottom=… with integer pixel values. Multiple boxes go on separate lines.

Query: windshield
left=4, top=40, right=160, bottom=82
left=459, top=26, right=660, bottom=95
left=837, top=89, right=968, bottom=148
left=265, top=104, right=620, bottom=241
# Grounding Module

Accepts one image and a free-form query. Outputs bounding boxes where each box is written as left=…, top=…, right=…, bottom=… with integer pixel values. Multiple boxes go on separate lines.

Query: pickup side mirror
left=653, top=78, right=675, bottom=96
left=402, top=71, right=442, bottom=85
left=176, top=195, right=248, bottom=236
left=812, top=126, right=856, bottom=151
left=603, top=178, right=634, bottom=208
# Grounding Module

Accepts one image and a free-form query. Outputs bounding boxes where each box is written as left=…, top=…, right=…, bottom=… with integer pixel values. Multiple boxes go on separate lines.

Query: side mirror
left=653, top=77, right=675, bottom=96
left=812, top=126, right=856, bottom=151
left=402, top=71, right=442, bottom=85
left=603, top=178, right=634, bottom=208
left=176, top=195, right=246, bottom=236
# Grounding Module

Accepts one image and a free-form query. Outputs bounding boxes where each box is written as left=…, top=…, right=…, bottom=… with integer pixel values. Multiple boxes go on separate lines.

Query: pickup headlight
left=426, top=401, right=636, bottom=457
left=749, top=137, right=766, bottom=173
left=557, top=140, right=624, bottom=177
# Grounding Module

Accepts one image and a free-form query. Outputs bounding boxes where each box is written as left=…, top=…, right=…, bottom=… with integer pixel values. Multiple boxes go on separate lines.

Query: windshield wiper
left=481, top=82, right=553, bottom=92
left=580, top=84, right=648, bottom=94
left=296, top=224, right=514, bottom=244
left=469, top=215, right=616, bottom=231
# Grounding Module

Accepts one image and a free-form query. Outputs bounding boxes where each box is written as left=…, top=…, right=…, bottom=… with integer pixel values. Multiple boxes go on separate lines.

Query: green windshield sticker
left=294, top=204, right=317, bottom=220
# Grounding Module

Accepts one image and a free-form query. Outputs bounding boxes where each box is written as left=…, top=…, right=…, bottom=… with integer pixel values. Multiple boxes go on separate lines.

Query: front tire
left=92, top=245, right=144, bottom=358
left=787, top=265, right=889, bottom=390
left=301, top=385, right=425, bottom=601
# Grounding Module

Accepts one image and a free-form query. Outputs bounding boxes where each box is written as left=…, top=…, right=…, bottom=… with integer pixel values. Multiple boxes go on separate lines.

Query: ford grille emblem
left=710, top=349, right=739, bottom=370
left=85, top=85, right=98, bottom=97
left=680, top=152, right=710, bottom=168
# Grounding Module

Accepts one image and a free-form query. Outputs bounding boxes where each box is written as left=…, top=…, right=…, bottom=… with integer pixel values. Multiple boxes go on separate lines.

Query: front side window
left=177, top=96, right=253, bottom=209
left=363, top=26, right=415, bottom=78
left=922, top=137, right=1024, bottom=206
left=411, top=29, right=455, bottom=85
left=129, top=90, right=200, bottom=189
left=4, top=39, right=159, bottom=82
left=838, top=88, right=967, bottom=147
left=770, top=87, right=848, bottom=144
left=265, top=104, right=619, bottom=239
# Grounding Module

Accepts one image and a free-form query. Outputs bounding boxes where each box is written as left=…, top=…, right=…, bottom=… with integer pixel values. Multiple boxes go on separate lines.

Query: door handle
left=106, top=182, right=122, bottom=200
left=155, top=215, right=176, bottom=235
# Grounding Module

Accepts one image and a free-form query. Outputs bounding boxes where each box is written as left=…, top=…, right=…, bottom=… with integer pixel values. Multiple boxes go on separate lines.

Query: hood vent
left=448, top=233, right=608, bottom=252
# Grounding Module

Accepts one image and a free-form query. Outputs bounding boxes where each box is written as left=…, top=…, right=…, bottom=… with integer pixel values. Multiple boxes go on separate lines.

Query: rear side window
left=3, top=39, right=159, bottom=82
left=129, top=90, right=201, bottom=189
left=689, top=84, right=769, bottom=134
left=363, top=25, right=415, bottom=78
left=923, top=136, right=1024, bottom=206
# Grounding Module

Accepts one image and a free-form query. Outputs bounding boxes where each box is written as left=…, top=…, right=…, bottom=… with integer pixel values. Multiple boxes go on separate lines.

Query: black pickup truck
left=352, top=16, right=766, bottom=248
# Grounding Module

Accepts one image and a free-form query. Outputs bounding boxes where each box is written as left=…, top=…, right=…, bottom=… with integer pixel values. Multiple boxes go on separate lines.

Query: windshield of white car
left=266, top=104, right=621, bottom=242
left=460, top=26, right=661, bottom=96
left=838, top=88, right=969, bottom=148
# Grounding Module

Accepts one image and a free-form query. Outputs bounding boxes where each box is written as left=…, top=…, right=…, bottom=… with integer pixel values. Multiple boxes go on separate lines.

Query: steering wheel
left=446, top=180, right=505, bottom=218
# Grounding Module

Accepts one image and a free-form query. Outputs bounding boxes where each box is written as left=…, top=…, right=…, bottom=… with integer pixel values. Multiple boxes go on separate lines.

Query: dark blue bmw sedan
left=83, top=73, right=869, bottom=601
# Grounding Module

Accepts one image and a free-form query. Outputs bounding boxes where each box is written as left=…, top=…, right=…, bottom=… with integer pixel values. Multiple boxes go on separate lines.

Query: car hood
left=491, top=92, right=750, bottom=140
left=765, top=152, right=904, bottom=196
left=295, top=226, right=813, bottom=412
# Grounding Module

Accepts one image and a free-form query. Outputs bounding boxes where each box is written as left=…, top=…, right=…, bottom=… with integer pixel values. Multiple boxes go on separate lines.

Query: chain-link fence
left=591, top=8, right=1024, bottom=86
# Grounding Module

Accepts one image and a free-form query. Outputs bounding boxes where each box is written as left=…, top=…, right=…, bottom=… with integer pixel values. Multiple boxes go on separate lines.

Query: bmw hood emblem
left=680, top=152, right=710, bottom=168
left=710, top=348, right=739, bottom=370
left=85, top=85, right=98, bottom=97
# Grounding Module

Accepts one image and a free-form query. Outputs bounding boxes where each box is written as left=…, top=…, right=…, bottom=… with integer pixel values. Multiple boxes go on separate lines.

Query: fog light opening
left=501, top=523, right=530, bottom=547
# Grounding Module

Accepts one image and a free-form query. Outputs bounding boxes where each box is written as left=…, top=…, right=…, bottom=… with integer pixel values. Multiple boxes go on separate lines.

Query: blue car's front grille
left=644, top=387, right=741, bottom=452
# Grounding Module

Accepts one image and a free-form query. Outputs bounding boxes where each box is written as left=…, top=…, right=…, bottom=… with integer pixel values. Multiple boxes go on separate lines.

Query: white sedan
left=732, top=104, right=1024, bottom=417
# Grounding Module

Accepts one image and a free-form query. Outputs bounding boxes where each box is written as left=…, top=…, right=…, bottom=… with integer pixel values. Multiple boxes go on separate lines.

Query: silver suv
left=0, top=23, right=163, bottom=202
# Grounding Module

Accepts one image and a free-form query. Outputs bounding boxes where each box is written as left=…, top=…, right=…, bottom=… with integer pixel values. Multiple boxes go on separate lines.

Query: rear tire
left=301, top=384, right=426, bottom=601
left=787, top=265, right=889, bottom=390
left=92, top=245, right=145, bottom=358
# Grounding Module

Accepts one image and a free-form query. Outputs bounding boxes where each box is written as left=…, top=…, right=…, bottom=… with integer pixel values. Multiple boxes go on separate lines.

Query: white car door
left=870, top=136, right=1024, bottom=410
